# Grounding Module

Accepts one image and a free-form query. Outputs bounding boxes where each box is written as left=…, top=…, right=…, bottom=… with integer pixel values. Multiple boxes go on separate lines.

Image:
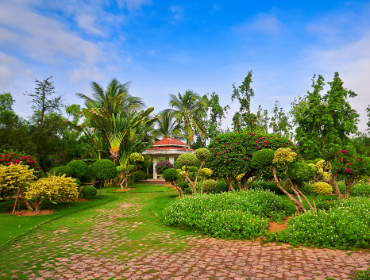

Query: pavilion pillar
left=168, top=156, right=175, bottom=165
left=153, top=156, right=158, bottom=179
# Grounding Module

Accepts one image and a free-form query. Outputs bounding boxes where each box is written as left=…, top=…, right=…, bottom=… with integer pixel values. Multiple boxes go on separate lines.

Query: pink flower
left=246, top=157, right=248, bottom=160
left=346, top=168, right=352, bottom=174
left=258, top=146, right=261, bottom=149
left=342, top=149, right=348, bottom=154
left=255, top=141, right=259, bottom=143
left=218, top=152, right=221, bottom=155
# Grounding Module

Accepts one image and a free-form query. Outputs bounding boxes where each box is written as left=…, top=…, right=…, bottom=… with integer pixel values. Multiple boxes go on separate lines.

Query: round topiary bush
left=178, top=181, right=189, bottom=190
left=176, top=153, right=198, bottom=168
left=116, top=166, right=125, bottom=173
left=273, top=148, right=297, bottom=165
left=92, top=159, right=117, bottom=181
left=286, top=161, right=316, bottom=185
left=130, top=153, right=144, bottom=162
left=189, top=166, right=198, bottom=172
left=199, top=168, right=212, bottom=177
left=251, top=149, right=275, bottom=170
left=72, top=178, right=81, bottom=187
left=195, top=148, right=210, bottom=161
left=311, top=182, right=333, bottom=195
left=203, top=179, right=217, bottom=192
left=82, top=185, right=97, bottom=198
left=51, top=166, right=73, bottom=177
left=67, top=160, right=89, bottom=179
left=162, top=168, right=179, bottom=183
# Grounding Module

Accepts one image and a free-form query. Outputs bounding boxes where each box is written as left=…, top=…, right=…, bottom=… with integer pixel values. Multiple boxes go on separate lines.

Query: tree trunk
left=223, top=176, right=235, bottom=191
left=344, top=180, right=354, bottom=198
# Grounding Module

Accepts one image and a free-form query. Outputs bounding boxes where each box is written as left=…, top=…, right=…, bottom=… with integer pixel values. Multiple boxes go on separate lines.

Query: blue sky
left=1, top=0, right=370, bottom=131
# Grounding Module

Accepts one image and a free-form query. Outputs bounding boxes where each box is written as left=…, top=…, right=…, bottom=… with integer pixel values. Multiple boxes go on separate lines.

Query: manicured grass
left=0, top=194, right=113, bottom=248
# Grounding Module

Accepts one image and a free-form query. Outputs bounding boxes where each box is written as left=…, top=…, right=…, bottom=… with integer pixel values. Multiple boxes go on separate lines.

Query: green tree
left=270, top=100, right=291, bottom=137
left=204, top=92, right=230, bottom=140
left=25, top=76, right=63, bottom=165
left=291, top=73, right=359, bottom=159
left=168, top=90, right=207, bottom=144
left=0, top=92, right=15, bottom=112
left=154, top=110, right=182, bottom=139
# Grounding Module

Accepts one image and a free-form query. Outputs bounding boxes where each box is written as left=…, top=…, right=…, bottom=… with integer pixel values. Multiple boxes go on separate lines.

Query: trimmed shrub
left=194, top=148, right=210, bottom=161
left=203, top=179, right=217, bottom=192
left=163, top=168, right=179, bottom=183
left=273, top=197, right=370, bottom=249
left=178, top=181, right=189, bottom=190
left=81, top=185, right=97, bottom=198
left=176, top=153, right=198, bottom=168
left=66, top=160, right=89, bottom=180
left=199, top=168, right=213, bottom=177
left=50, top=166, right=73, bottom=177
left=91, top=159, right=116, bottom=181
left=130, top=170, right=147, bottom=183
left=0, top=164, right=36, bottom=198
left=189, top=166, right=198, bottom=172
left=72, top=178, right=81, bottom=187
left=311, top=182, right=333, bottom=194
left=130, top=153, right=145, bottom=162
left=164, top=189, right=285, bottom=239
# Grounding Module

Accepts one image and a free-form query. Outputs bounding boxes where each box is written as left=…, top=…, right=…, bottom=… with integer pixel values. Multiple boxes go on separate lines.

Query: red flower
left=348, top=162, right=352, bottom=166
left=22, top=156, right=26, bottom=161
left=342, top=149, right=348, bottom=154
left=14, top=159, right=20, bottom=164
left=5, top=158, right=9, bottom=162
left=346, top=168, right=352, bottom=174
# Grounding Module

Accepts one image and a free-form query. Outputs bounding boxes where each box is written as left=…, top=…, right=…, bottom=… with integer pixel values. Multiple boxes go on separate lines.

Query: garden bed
left=2, top=209, right=57, bottom=216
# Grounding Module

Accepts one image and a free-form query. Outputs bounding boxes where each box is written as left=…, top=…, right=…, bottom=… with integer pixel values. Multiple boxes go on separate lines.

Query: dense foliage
left=92, top=159, right=117, bottom=181
left=271, top=197, right=370, bottom=249
left=208, top=131, right=294, bottom=191
left=164, top=189, right=285, bottom=239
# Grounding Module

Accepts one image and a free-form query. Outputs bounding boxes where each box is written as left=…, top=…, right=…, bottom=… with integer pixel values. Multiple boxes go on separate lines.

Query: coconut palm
left=167, top=90, right=207, bottom=144
left=76, top=78, right=145, bottom=115
left=154, top=110, right=183, bottom=139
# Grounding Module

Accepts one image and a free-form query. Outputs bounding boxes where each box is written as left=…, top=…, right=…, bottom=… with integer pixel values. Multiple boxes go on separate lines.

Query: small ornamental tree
left=323, top=146, right=370, bottom=198
left=155, top=160, right=174, bottom=174
left=255, top=148, right=316, bottom=214
left=199, top=168, right=213, bottom=194
left=91, top=159, right=117, bottom=195
left=208, top=131, right=295, bottom=191
left=311, top=182, right=333, bottom=209
left=25, top=175, right=78, bottom=211
left=163, top=168, right=182, bottom=197
left=0, top=164, right=36, bottom=211
left=118, top=153, right=144, bottom=189
left=176, top=148, right=210, bottom=194
left=202, top=179, right=217, bottom=194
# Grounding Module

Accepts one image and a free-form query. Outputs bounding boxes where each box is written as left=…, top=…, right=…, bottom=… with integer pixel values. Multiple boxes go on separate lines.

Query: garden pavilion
left=142, top=138, right=194, bottom=179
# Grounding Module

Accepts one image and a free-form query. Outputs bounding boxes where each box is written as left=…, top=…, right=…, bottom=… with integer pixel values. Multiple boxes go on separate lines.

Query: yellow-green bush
left=311, top=182, right=333, bottom=195
left=200, top=168, right=213, bottom=177
left=0, top=164, right=36, bottom=196
left=273, top=148, right=297, bottom=165
left=316, top=160, right=332, bottom=171
left=323, top=172, right=331, bottom=181
left=130, top=153, right=144, bottom=162
left=25, top=175, right=78, bottom=211
left=203, top=179, right=217, bottom=192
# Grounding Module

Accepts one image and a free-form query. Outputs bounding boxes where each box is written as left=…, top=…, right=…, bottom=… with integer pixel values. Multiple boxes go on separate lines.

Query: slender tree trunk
left=312, top=194, right=318, bottom=210
left=224, top=176, right=235, bottom=191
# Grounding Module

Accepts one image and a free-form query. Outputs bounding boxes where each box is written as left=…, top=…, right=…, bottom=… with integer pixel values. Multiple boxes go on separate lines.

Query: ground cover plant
left=268, top=197, right=370, bottom=249
left=163, top=189, right=285, bottom=239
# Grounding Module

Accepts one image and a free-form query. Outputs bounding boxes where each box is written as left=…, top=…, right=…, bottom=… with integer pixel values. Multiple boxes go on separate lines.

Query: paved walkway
left=2, top=192, right=370, bottom=280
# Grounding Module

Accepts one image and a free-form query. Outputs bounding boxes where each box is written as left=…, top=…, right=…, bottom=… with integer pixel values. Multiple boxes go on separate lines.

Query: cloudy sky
left=1, top=0, right=370, bottom=131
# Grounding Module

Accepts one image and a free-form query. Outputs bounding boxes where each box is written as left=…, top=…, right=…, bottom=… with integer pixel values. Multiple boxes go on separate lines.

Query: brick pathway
left=2, top=192, right=370, bottom=280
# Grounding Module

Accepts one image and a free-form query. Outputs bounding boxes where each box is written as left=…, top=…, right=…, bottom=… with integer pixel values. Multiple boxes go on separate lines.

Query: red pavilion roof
left=152, top=138, right=189, bottom=147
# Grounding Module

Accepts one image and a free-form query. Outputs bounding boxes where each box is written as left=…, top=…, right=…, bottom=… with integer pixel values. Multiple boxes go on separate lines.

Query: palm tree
left=154, top=110, right=183, bottom=139
left=76, top=78, right=145, bottom=115
left=168, top=90, right=207, bottom=144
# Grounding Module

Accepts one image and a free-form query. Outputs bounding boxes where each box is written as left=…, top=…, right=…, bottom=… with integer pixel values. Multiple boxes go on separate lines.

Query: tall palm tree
left=154, top=110, right=183, bottom=139
left=168, top=90, right=207, bottom=144
left=76, top=78, right=145, bottom=115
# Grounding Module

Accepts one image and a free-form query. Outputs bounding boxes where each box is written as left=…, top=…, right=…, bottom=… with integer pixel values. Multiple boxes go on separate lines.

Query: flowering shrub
left=199, top=168, right=212, bottom=177
left=272, top=197, right=370, bottom=249
left=155, top=160, right=174, bottom=174
left=164, top=189, right=285, bottom=239
left=0, top=151, right=39, bottom=171
left=208, top=131, right=294, bottom=191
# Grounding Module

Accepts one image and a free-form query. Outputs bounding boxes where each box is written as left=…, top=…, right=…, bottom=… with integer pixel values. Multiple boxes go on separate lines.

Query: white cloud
left=234, top=13, right=281, bottom=35
left=148, top=50, right=156, bottom=57
left=0, top=2, right=102, bottom=65
left=68, top=65, right=106, bottom=83
left=169, top=5, right=184, bottom=21
left=116, top=0, right=151, bottom=10
left=74, top=13, right=105, bottom=36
